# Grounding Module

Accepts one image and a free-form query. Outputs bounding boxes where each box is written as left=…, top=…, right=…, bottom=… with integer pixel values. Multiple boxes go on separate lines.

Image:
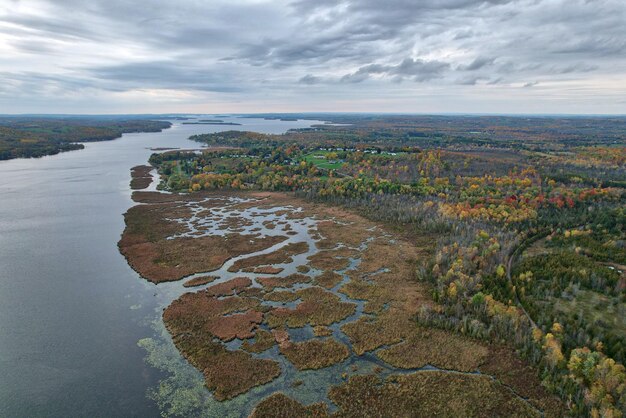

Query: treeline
left=193, top=114, right=626, bottom=152
left=153, top=120, right=625, bottom=416
left=416, top=196, right=626, bottom=416
left=0, top=117, right=171, bottom=160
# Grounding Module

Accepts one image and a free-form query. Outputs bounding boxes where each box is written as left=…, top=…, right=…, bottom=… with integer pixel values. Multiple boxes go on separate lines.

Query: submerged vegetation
left=126, top=114, right=625, bottom=416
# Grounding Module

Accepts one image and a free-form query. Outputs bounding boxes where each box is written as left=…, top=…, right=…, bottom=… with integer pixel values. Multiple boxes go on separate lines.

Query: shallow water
left=138, top=195, right=501, bottom=417
left=0, top=116, right=323, bottom=418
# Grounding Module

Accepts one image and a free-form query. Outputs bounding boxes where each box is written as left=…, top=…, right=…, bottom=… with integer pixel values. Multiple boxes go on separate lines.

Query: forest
left=149, top=115, right=625, bottom=417
left=0, top=116, right=171, bottom=160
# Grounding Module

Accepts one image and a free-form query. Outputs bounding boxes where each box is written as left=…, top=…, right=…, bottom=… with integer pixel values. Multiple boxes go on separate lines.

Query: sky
left=1, top=0, right=625, bottom=114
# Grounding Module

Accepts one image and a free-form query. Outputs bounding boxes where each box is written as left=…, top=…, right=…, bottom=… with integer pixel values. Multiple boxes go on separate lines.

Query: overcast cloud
left=0, top=0, right=624, bottom=113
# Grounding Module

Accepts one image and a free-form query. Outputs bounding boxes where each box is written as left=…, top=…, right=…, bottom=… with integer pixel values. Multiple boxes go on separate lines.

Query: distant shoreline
left=0, top=118, right=172, bottom=161
left=182, top=122, right=242, bottom=126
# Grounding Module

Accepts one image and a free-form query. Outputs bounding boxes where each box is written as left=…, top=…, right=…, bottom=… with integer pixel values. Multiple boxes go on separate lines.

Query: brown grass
left=376, top=328, right=488, bottom=372
left=314, top=271, right=344, bottom=289
left=296, top=265, right=311, bottom=273
left=243, top=266, right=285, bottom=275
left=316, top=217, right=374, bottom=247
left=228, top=242, right=309, bottom=272
left=183, top=275, right=219, bottom=288
left=250, top=393, right=329, bottom=418
left=122, top=190, right=555, bottom=411
left=257, top=274, right=311, bottom=291
left=281, top=338, right=350, bottom=370
left=341, top=311, right=412, bottom=355
left=206, top=310, right=263, bottom=341
left=119, top=198, right=287, bottom=283
left=239, top=286, right=266, bottom=299
left=130, top=191, right=183, bottom=203
left=130, top=165, right=153, bottom=190
left=339, top=279, right=388, bottom=314
left=328, top=372, right=540, bottom=417
left=241, top=329, right=276, bottom=353
left=163, top=292, right=279, bottom=400
left=251, top=371, right=540, bottom=417
left=199, top=346, right=280, bottom=401
left=204, top=277, right=252, bottom=297
left=266, top=286, right=356, bottom=329
left=480, top=346, right=565, bottom=417
left=340, top=237, right=432, bottom=315
left=313, top=325, right=333, bottom=337
left=263, top=290, right=300, bottom=303
left=271, top=328, right=290, bottom=348
left=307, top=250, right=352, bottom=271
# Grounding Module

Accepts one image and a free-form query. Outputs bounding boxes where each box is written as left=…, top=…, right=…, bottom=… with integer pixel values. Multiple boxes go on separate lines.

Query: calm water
left=0, top=116, right=321, bottom=418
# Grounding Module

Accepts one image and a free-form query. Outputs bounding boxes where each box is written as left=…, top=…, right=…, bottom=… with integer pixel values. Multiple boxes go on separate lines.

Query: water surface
left=0, top=116, right=321, bottom=418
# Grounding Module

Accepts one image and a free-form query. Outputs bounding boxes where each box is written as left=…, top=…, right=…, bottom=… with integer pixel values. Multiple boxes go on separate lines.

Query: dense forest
left=0, top=116, right=171, bottom=160
left=151, top=115, right=626, bottom=416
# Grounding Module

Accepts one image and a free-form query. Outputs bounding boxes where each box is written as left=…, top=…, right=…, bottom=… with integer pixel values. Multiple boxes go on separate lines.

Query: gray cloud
left=393, top=58, right=450, bottom=80
left=0, top=0, right=624, bottom=113
left=88, top=62, right=243, bottom=92
left=457, top=76, right=487, bottom=85
left=462, top=56, right=496, bottom=71
left=342, top=58, right=450, bottom=83
left=299, top=74, right=321, bottom=85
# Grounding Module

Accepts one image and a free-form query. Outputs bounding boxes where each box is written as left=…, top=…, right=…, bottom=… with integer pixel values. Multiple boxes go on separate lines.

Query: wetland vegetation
left=122, top=114, right=625, bottom=417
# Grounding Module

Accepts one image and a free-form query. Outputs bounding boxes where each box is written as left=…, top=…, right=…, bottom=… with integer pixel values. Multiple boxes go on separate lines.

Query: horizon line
left=1, top=111, right=625, bottom=118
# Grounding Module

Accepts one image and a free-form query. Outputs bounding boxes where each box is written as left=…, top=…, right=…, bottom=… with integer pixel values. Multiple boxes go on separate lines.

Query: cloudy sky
left=1, top=0, right=625, bottom=114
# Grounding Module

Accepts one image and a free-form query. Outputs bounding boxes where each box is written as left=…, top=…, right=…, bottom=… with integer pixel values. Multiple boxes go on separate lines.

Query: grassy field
left=302, top=151, right=345, bottom=170
left=554, top=289, right=626, bottom=337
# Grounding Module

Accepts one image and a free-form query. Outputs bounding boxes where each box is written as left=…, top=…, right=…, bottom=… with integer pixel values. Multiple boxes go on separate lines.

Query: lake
left=0, top=116, right=322, bottom=418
